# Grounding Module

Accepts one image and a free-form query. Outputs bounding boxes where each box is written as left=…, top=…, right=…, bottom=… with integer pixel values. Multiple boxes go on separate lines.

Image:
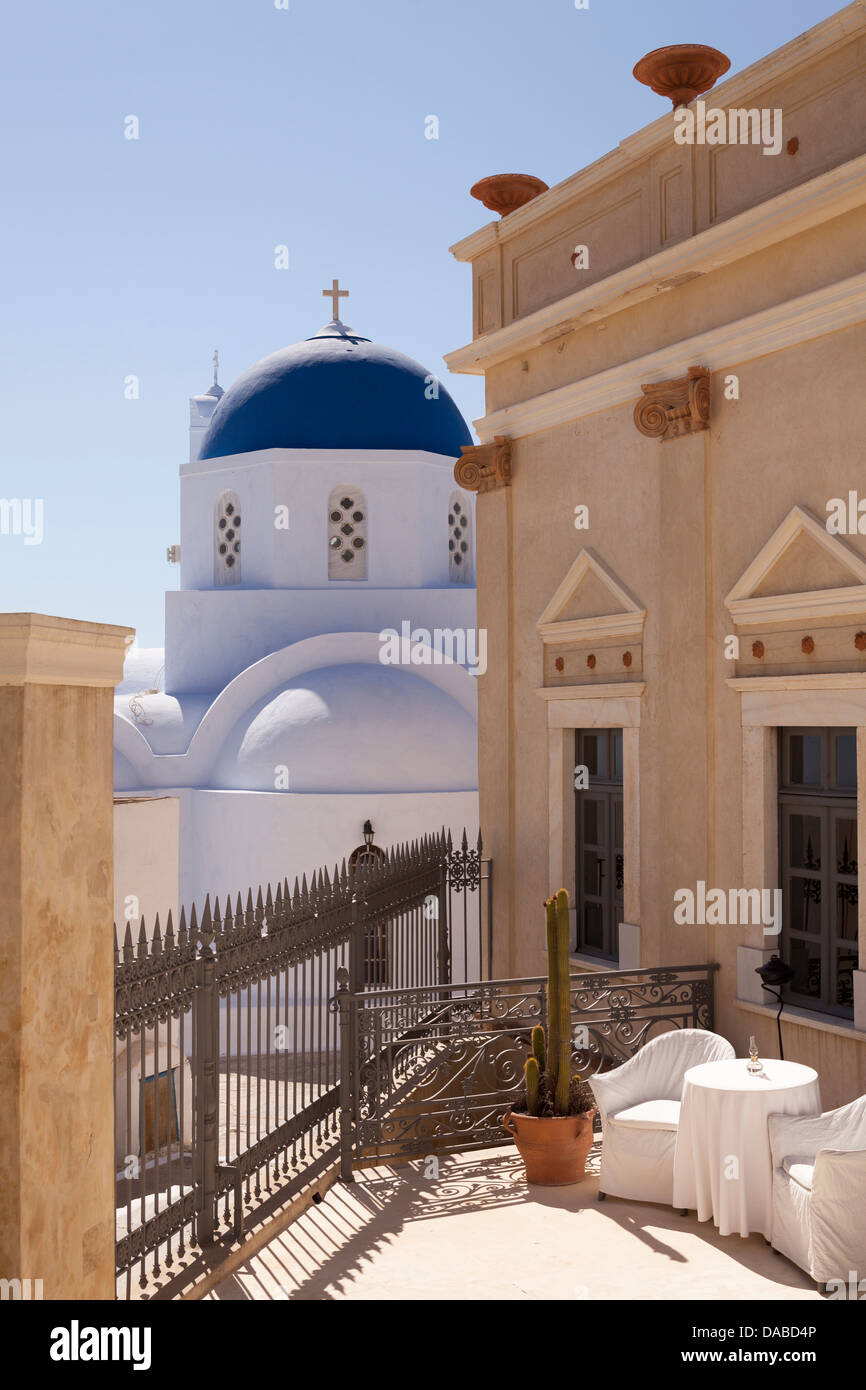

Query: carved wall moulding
left=454, top=436, right=512, bottom=493
left=634, top=366, right=710, bottom=442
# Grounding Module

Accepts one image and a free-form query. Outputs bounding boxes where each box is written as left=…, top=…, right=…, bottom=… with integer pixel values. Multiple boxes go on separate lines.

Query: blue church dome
left=199, top=320, right=472, bottom=460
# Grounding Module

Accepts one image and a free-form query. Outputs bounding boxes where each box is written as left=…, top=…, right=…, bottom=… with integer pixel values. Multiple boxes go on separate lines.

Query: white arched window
left=215, top=490, right=241, bottom=585
left=448, top=490, right=473, bottom=583
left=328, top=486, right=367, bottom=579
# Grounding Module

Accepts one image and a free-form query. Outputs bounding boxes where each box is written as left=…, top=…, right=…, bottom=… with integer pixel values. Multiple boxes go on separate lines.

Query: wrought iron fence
left=337, top=963, right=719, bottom=1167
left=113, top=829, right=490, bottom=1297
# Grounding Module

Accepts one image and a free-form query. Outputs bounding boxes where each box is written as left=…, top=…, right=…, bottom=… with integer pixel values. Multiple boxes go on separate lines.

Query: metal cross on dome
left=322, top=278, right=349, bottom=320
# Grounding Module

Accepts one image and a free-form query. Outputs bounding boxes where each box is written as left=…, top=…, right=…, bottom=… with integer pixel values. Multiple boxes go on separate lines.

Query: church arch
left=328, top=485, right=367, bottom=579
left=448, top=490, right=472, bottom=583
left=215, top=490, right=242, bottom=586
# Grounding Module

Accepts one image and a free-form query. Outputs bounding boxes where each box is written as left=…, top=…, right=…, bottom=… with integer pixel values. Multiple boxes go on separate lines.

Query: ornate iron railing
left=337, top=964, right=719, bottom=1166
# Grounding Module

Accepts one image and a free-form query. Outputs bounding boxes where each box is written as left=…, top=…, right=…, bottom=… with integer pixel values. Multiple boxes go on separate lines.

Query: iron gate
left=114, top=829, right=490, bottom=1296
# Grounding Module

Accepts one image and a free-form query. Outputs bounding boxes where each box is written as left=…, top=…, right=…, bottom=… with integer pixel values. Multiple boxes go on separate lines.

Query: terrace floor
left=205, top=1141, right=822, bottom=1301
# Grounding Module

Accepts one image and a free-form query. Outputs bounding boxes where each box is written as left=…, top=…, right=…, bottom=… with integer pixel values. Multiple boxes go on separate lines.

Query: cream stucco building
left=447, top=4, right=866, bottom=1109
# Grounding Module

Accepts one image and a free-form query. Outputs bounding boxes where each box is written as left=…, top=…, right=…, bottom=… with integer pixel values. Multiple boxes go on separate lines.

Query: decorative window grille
left=779, top=727, right=857, bottom=1017
left=448, top=490, right=473, bottom=583
left=215, top=490, right=241, bottom=586
left=328, top=486, right=367, bottom=579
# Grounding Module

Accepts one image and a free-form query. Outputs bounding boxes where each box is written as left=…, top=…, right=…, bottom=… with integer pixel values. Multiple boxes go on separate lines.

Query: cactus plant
left=545, top=896, right=561, bottom=1102
left=517, top=889, right=592, bottom=1119
left=506, top=887, right=595, bottom=1183
left=553, top=888, right=572, bottom=1115
left=531, top=1023, right=546, bottom=1073
left=524, top=1055, right=540, bottom=1116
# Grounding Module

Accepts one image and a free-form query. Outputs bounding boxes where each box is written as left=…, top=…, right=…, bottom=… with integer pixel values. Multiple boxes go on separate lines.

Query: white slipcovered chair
left=590, top=1028, right=734, bottom=1205
left=768, top=1095, right=866, bottom=1286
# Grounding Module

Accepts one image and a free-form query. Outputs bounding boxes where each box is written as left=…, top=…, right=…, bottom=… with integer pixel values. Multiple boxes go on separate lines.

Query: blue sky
left=0, top=0, right=844, bottom=645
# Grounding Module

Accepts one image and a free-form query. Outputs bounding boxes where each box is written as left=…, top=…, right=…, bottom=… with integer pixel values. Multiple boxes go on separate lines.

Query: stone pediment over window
left=726, top=506, right=866, bottom=627
left=537, top=549, right=646, bottom=686
left=538, top=549, right=646, bottom=642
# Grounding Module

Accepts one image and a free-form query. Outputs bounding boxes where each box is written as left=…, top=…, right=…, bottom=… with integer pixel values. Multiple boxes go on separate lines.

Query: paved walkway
left=206, top=1143, right=821, bottom=1301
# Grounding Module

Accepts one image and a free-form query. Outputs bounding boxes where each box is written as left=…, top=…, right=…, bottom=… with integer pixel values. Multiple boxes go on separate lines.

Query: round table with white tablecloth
left=671, top=1058, right=820, bottom=1239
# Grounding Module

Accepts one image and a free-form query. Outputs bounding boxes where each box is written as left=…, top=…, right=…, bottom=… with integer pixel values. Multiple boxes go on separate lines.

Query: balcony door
left=779, top=727, right=857, bottom=1017
left=575, top=729, right=623, bottom=960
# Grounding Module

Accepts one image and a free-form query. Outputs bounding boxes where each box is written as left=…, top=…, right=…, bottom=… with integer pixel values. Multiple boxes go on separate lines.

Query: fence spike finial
left=137, top=919, right=148, bottom=960
left=152, top=913, right=162, bottom=956
left=164, top=910, right=175, bottom=951
left=178, top=905, right=188, bottom=948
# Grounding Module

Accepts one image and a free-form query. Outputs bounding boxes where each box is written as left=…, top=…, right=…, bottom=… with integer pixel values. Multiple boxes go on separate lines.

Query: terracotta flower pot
left=469, top=174, right=549, bottom=217
left=632, top=44, right=730, bottom=109
left=504, top=1109, right=596, bottom=1186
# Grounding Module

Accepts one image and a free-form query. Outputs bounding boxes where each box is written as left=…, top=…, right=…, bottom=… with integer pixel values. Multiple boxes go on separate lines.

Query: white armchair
left=590, top=1028, right=734, bottom=1205
left=768, top=1095, right=866, bottom=1286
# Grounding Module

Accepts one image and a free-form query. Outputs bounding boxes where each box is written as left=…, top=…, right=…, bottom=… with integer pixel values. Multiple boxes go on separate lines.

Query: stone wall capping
left=0, top=612, right=135, bottom=687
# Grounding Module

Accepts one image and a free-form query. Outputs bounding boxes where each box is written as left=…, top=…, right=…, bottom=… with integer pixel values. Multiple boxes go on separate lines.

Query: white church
left=113, top=282, right=479, bottom=918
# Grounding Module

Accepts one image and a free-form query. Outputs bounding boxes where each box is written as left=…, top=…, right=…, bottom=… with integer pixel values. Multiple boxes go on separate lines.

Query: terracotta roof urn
left=470, top=173, right=549, bottom=217
left=633, top=44, right=730, bottom=108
